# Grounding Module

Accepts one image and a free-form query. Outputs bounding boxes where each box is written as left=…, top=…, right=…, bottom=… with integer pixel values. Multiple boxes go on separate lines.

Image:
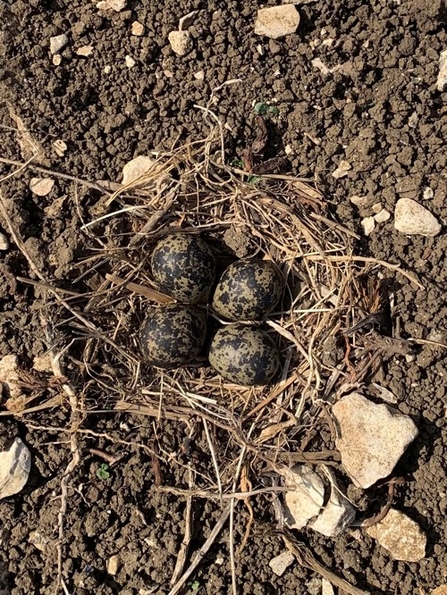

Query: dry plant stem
left=158, top=485, right=290, bottom=500
left=105, top=273, right=174, bottom=303
left=168, top=504, right=232, bottom=595
left=170, top=467, right=194, bottom=585
left=278, top=529, right=371, bottom=595
left=203, top=418, right=223, bottom=498
left=0, top=156, right=113, bottom=195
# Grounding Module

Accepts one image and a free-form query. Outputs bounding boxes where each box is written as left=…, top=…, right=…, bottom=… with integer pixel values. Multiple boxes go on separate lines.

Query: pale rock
left=0, top=234, right=8, bottom=251
left=0, top=438, right=31, bottom=500
left=332, top=160, right=351, bottom=179
left=164, top=69, right=174, bottom=78
left=372, top=383, right=398, bottom=404
left=309, top=467, right=356, bottom=537
left=96, top=0, right=126, bottom=11
left=30, top=177, right=55, bottom=196
left=436, top=49, right=447, bottom=91
left=104, top=65, right=112, bottom=74
left=366, top=508, right=426, bottom=561
left=53, top=139, right=67, bottom=156
left=374, top=209, right=391, bottom=223
left=0, top=355, right=22, bottom=399
left=394, top=198, right=441, bottom=237
left=422, top=186, right=434, bottom=200
left=52, top=54, right=62, bottom=66
left=371, top=202, right=382, bottom=214
left=29, top=530, right=54, bottom=553
left=125, top=55, right=136, bottom=68
left=254, top=5, right=300, bottom=39
left=306, top=578, right=322, bottom=595
left=332, top=392, right=418, bottom=489
left=349, top=195, right=368, bottom=206
left=408, top=112, right=418, bottom=128
left=283, top=464, right=325, bottom=529
left=322, top=578, right=335, bottom=595
left=311, top=57, right=332, bottom=75
left=168, top=30, right=192, bottom=56
left=131, top=21, right=144, bottom=36
left=268, top=550, right=294, bottom=576
left=284, top=144, right=293, bottom=155
left=361, top=216, right=375, bottom=236
left=33, top=354, right=53, bottom=373
left=107, top=554, right=120, bottom=575
left=50, top=34, right=68, bottom=55
left=122, top=156, right=155, bottom=185
left=76, top=45, right=93, bottom=57
left=194, top=70, right=205, bottom=80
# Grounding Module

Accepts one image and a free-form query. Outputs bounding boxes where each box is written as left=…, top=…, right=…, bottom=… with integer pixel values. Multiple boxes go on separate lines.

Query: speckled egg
left=208, top=324, right=280, bottom=386
left=140, top=304, right=207, bottom=369
left=212, top=259, right=283, bottom=321
left=151, top=234, right=216, bottom=303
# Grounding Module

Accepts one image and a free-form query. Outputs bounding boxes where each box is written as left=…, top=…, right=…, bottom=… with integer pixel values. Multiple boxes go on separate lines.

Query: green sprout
left=254, top=102, right=279, bottom=116
left=231, top=157, right=244, bottom=169
left=96, top=463, right=111, bottom=481
left=190, top=581, right=200, bottom=591
left=247, top=175, right=261, bottom=186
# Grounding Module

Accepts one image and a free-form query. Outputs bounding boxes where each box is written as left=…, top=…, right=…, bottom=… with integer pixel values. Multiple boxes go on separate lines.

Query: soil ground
left=1, top=0, right=447, bottom=594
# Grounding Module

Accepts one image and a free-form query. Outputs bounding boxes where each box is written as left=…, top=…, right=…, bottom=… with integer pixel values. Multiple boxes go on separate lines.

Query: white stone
left=349, top=195, right=368, bottom=206
left=283, top=465, right=325, bottom=529
left=310, top=467, right=356, bottom=537
left=50, top=34, right=68, bottom=55
left=30, top=177, right=55, bottom=196
left=168, top=30, right=192, bottom=56
left=332, top=160, right=351, bottom=179
left=121, top=156, right=155, bottom=185
left=366, top=508, right=426, bottom=561
left=394, top=198, right=441, bottom=237
left=0, top=233, right=8, bottom=251
left=194, top=70, right=205, bottom=80
left=361, top=216, right=375, bottom=236
left=322, top=578, right=335, bottom=595
left=422, top=186, right=434, bottom=200
left=107, top=554, right=120, bottom=575
left=131, top=21, right=144, bottom=36
left=76, top=45, right=93, bottom=57
left=374, top=209, right=391, bottom=223
left=52, top=55, right=62, bottom=66
left=254, top=5, right=300, bottom=39
left=311, top=57, right=332, bottom=75
left=96, top=0, right=126, bottom=11
left=269, top=550, right=294, bottom=576
left=332, top=393, right=418, bottom=489
left=125, top=55, right=136, bottom=68
left=436, top=49, right=447, bottom=91
left=0, top=438, right=31, bottom=500
left=0, top=355, right=22, bottom=399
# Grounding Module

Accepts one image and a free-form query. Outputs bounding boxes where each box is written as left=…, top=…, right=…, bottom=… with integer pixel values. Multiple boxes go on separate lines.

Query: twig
left=170, top=467, right=194, bottom=585
left=167, top=505, right=231, bottom=595
left=157, top=485, right=290, bottom=500
left=277, top=529, right=371, bottom=595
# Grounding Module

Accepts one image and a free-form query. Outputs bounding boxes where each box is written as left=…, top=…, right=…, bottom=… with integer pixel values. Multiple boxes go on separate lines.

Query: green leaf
left=191, top=580, right=200, bottom=591
left=96, top=463, right=111, bottom=480
left=254, top=102, right=268, bottom=115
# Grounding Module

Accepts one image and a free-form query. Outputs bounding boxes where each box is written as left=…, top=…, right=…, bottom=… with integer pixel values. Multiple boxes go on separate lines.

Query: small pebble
left=436, top=49, right=447, bottom=92
left=0, top=233, right=9, bottom=251
left=349, top=195, right=368, bottom=206
left=422, top=186, right=434, bottom=200
left=30, top=177, right=55, bottom=196
left=76, top=45, right=93, bottom=57
left=374, top=209, right=391, bottom=223
left=52, top=55, right=62, bottom=66
left=131, top=21, right=144, bottom=36
left=168, top=30, right=192, bottom=56
left=50, top=34, right=68, bottom=55
left=269, top=551, right=294, bottom=576
left=125, top=55, right=136, bottom=68
left=394, top=198, right=441, bottom=237
left=361, top=216, right=375, bottom=235
left=332, top=160, right=351, bottom=179
left=254, top=5, right=300, bottom=39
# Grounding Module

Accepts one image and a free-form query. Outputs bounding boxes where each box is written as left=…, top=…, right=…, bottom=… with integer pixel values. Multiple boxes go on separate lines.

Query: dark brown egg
left=212, top=259, right=283, bottom=321
left=140, top=304, right=207, bottom=369
left=208, top=324, right=280, bottom=386
left=151, top=234, right=216, bottom=303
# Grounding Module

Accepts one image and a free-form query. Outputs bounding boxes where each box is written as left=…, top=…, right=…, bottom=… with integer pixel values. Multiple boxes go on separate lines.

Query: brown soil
left=1, top=0, right=447, bottom=594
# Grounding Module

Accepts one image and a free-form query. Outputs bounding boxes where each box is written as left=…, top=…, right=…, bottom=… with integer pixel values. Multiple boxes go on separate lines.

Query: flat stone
left=269, top=550, right=294, bottom=576
left=361, top=216, right=375, bottom=236
left=0, top=233, right=8, bottom=251
left=366, top=508, right=426, bottom=561
left=96, top=0, right=126, bottom=10
left=168, top=30, right=192, bottom=56
left=332, top=160, right=352, bottom=179
left=332, top=393, right=418, bottom=489
left=0, top=438, right=31, bottom=500
left=322, top=578, right=335, bottom=595
left=30, top=177, right=55, bottom=196
left=310, top=467, right=356, bottom=537
left=436, top=49, right=447, bottom=91
left=374, top=208, right=391, bottom=223
left=107, top=554, right=121, bottom=575
left=50, top=34, right=68, bottom=55
left=394, top=198, right=441, bottom=237
left=283, top=464, right=325, bottom=529
left=254, top=5, right=300, bottom=39
left=76, top=45, right=93, bottom=57
left=122, top=156, right=155, bottom=185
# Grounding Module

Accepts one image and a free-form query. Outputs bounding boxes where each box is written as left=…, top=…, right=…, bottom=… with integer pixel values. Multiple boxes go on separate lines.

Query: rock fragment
left=168, top=30, right=192, bottom=56
left=50, top=34, right=68, bottom=55
left=122, top=156, right=155, bottom=185
left=332, top=160, right=351, bottom=179
left=394, top=198, right=441, bottom=237
left=374, top=208, right=391, bottom=223
left=366, top=508, right=426, bottom=561
left=254, top=5, right=300, bottom=39
left=436, top=49, right=447, bottom=91
left=96, top=0, right=126, bottom=10
left=269, top=551, right=294, bottom=576
left=309, top=468, right=356, bottom=537
left=0, top=234, right=9, bottom=251
left=125, top=55, right=136, bottom=68
left=361, top=216, right=375, bottom=235
left=76, top=45, right=93, bottom=57
left=107, top=555, right=121, bottom=575
left=283, top=465, right=325, bottom=529
left=332, top=393, right=418, bottom=489
left=131, top=21, right=144, bottom=36
left=30, top=177, right=55, bottom=196
left=0, top=438, right=31, bottom=500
